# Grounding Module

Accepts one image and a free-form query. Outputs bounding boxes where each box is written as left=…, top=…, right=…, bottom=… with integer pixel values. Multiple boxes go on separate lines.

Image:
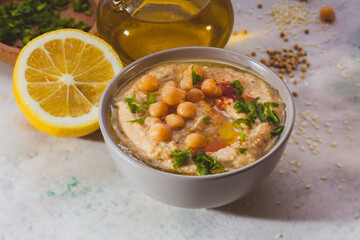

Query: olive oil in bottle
left=97, top=0, right=234, bottom=65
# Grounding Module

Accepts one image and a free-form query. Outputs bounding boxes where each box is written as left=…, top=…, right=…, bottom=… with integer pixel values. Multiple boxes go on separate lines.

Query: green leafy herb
left=191, top=65, right=203, bottom=85
left=239, top=133, right=245, bottom=142
left=72, top=0, right=89, bottom=12
left=127, top=117, right=147, bottom=124
left=193, top=151, right=224, bottom=175
left=233, top=99, right=250, bottom=113
left=0, top=0, right=91, bottom=47
left=234, top=118, right=250, bottom=129
left=123, top=93, right=156, bottom=113
left=203, top=116, right=211, bottom=124
left=271, top=125, right=284, bottom=136
left=255, top=103, right=267, bottom=122
left=137, top=93, right=156, bottom=112
left=230, top=80, right=244, bottom=96
left=237, top=148, right=248, bottom=154
left=246, top=97, right=259, bottom=112
left=172, top=149, right=191, bottom=168
left=264, top=102, right=280, bottom=124
left=123, top=93, right=138, bottom=113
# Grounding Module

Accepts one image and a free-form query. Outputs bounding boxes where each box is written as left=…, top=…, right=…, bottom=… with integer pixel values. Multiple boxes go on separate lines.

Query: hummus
left=112, top=63, right=285, bottom=175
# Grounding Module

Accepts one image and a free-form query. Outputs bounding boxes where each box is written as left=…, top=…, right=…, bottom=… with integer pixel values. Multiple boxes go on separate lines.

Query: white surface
left=1, top=0, right=360, bottom=239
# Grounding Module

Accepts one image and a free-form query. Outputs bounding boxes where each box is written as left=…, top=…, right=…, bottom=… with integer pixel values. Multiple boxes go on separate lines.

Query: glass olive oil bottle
left=97, top=0, right=234, bottom=65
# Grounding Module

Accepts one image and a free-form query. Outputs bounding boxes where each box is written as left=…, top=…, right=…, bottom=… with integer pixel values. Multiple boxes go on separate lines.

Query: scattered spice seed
left=331, top=142, right=337, bottom=147
left=257, top=3, right=263, bottom=8
left=280, top=31, right=285, bottom=38
left=305, top=184, right=311, bottom=190
left=292, top=91, right=298, bottom=97
left=304, top=29, right=309, bottom=34
left=300, top=73, right=306, bottom=79
left=251, top=51, right=257, bottom=57
left=320, top=6, right=335, bottom=22
left=301, top=66, right=307, bottom=72
left=284, top=36, right=289, bottom=42
left=320, top=176, right=327, bottom=180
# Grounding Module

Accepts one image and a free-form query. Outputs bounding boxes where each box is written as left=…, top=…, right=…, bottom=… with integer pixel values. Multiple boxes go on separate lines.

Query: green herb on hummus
left=193, top=151, right=224, bottom=175
left=127, top=117, right=147, bottom=123
left=229, top=80, right=244, bottom=96
left=172, top=149, right=192, bottom=168
left=264, top=102, right=280, bottom=124
left=271, top=125, right=284, bottom=136
left=191, top=65, right=202, bottom=85
left=203, top=116, right=211, bottom=124
left=124, top=93, right=156, bottom=113
left=237, top=148, right=248, bottom=154
left=239, top=133, right=245, bottom=142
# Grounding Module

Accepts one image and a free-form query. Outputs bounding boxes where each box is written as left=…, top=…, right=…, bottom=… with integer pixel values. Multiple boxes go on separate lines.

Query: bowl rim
left=99, top=46, right=295, bottom=180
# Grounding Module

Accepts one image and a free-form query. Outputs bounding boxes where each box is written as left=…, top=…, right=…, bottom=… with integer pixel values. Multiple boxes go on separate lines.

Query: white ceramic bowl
left=99, top=47, right=295, bottom=208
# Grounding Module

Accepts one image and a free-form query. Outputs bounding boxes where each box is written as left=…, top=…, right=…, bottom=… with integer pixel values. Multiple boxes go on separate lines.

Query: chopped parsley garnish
left=271, top=125, right=284, bottom=136
left=233, top=97, right=282, bottom=132
left=239, top=133, right=245, bottom=142
left=191, top=65, right=203, bottom=85
left=72, top=0, right=89, bottom=12
left=127, top=117, right=147, bottom=124
left=233, top=99, right=250, bottom=113
left=172, top=149, right=191, bottom=168
left=193, top=150, right=224, bottom=175
left=229, top=80, right=244, bottom=96
left=264, top=102, right=280, bottom=124
left=255, top=103, right=267, bottom=122
left=123, top=93, right=156, bottom=113
left=0, top=0, right=91, bottom=47
left=203, top=116, right=211, bottom=124
left=237, top=148, right=248, bottom=154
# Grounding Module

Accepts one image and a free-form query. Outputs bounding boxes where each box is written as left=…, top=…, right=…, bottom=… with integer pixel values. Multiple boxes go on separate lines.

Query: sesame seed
left=294, top=204, right=300, bottom=209
left=275, top=234, right=283, bottom=239
left=354, top=214, right=359, bottom=220
left=292, top=168, right=298, bottom=173
left=336, top=163, right=342, bottom=168
left=321, top=176, right=327, bottom=180
left=275, top=200, right=281, bottom=205
left=350, top=136, right=355, bottom=141
left=328, top=129, right=333, bottom=134
left=305, top=184, right=311, bottom=190
left=338, top=185, right=342, bottom=190
left=324, top=123, right=330, bottom=127
left=279, top=170, right=285, bottom=175
left=331, top=142, right=337, bottom=147
left=245, top=201, right=252, bottom=206
left=347, top=127, right=352, bottom=131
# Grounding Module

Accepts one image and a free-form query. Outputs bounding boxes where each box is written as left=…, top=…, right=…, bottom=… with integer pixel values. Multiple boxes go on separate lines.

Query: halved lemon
left=13, top=29, right=122, bottom=137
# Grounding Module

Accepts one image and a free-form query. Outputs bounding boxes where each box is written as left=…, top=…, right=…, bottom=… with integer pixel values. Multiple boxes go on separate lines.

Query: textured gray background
left=1, top=0, right=359, bottom=239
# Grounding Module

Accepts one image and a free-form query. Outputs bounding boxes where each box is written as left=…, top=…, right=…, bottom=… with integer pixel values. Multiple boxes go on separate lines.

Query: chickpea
left=145, top=117, right=162, bottom=127
left=201, top=79, right=222, bottom=97
left=148, top=123, right=172, bottom=141
left=161, top=81, right=178, bottom=91
left=136, top=75, right=159, bottom=92
left=164, top=114, right=185, bottom=129
left=186, top=88, right=205, bottom=103
left=179, top=77, right=194, bottom=90
left=184, top=133, right=207, bottom=149
left=161, top=86, right=186, bottom=105
left=320, top=6, right=335, bottom=22
left=149, top=102, right=168, bottom=118
left=177, top=102, right=197, bottom=119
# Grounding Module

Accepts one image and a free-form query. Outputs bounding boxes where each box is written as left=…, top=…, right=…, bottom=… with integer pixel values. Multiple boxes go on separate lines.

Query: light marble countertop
left=1, top=0, right=359, bottom=239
